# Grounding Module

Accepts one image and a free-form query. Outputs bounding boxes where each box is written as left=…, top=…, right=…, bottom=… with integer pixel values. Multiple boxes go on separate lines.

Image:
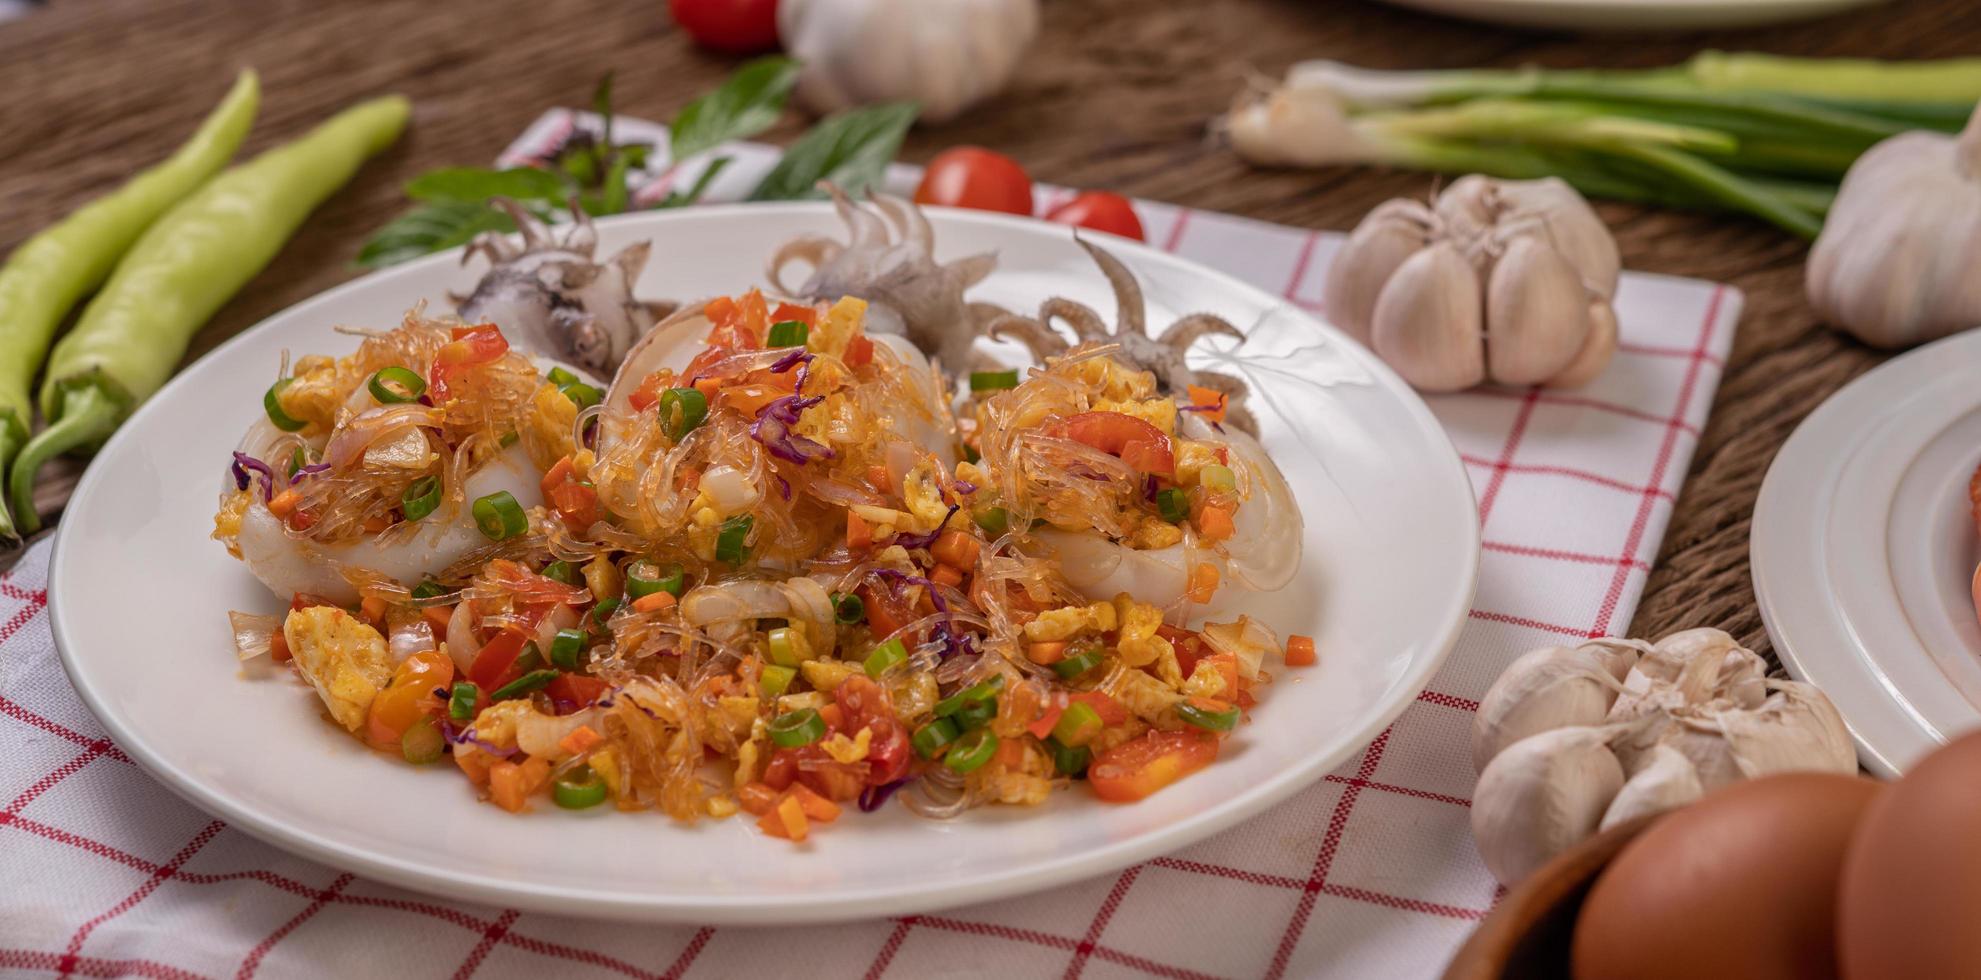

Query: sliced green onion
left=934, top=675, right=1006, bottom=718
left=943, top=728, right=999, bottom=773
left=471, top=490, right=527, bottom=540
left=625, top=559, right=685, bottom=598
left=541, top=560, right=577, bottom=585
left=513, top=642, right=544, bottom=675
left=590, top=596, right=621, bottom=628
left=1199, top=464, right=1237, bottom=493
left=970, top=369, right=1019, bottom=392
left=287, top=446, right=305, bottom=478
left=864, top=637, right=909, bottom=677
left=766, top=627, right=804, bottom=667
left=448, top=682, right=479, bottom=722
left=1047, top=737, right=1091, bottom=777
left=263, top=379, right=307, bottom=432
left=547, top=366, right=583, bottom=387
left=400, top=716, right=444, bottom=764
left=499, top=430, right=519, bottom=448
left=759, top=663, right=797, bottom=699
left=963, top=444, right=981, bottom=465
left=1178, top=698, right=1242, bottom=732
left=972, top=506, right=1009, bottom=536
left=401, top=476, right=442, bottom=522
left=367, top=366, right=427, bottom=404
left=912, top=718, right=961, bottom=759
left=1052, top=702, right=1105, bottom=747
left=766, top=319, right=808, bottom=348
left=832, top=592, right=865, bottom=625
left=411, top=577, right=448, bottom=600
left=553, top=765, right=609, bottom=809
left=491, top=669, right=559, bottom=701
left=549, top=628, right=586, bottom=670
left=658, top=387, right=709, bottom=441
left=560, top=381, right=602, bottom=409
left=952, top=698, right=997, bottom=731
left=1155, top=487, right=1190, bottom=524
left=1053, top=646, right=1106, bottom=680
left=769, top=708, right=826, bottom=748
left=715, top=515, right=753, bottom=564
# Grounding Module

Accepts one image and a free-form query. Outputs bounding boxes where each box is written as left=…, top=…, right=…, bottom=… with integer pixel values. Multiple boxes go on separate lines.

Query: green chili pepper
left=911, top=718, right=961, bottom=759
left=943, top=728, right=999, bottom=773
left=864, top=637, right=909, bottom=677
left=367, top=365, right=426, bottom=403
left=472, top=490, right=527, bottom=540
left=831, top=592, right=865, bottom=625
left=758, top=663, right=797, bottom=699
left=11, top=92, right=409, bottom=534
left=548, top=628, right=586, bottom=670
left=553, top=765, right=609, bottom=809
left=769, top=708, right=826, bottom=748
left=0, top=71, right=258, bottom=542
left=448, top=682, right=479, bottom=721
left=715, top=514, right=753, bottom=564
left=491, top=669, right=559, bottom=701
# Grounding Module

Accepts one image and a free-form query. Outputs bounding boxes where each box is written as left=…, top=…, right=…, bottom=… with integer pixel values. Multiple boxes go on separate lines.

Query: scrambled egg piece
left=810, top=296, right=868, bottom=360
left=1181, top=658, right=1230, bottom=700
left=900, top=459, right=951, bottom=529
left=979, top=738, right=1053, bottom=806
left=1094, top=396, right=1177, bottom=437
left=715, top=696, right=760, bottom=739
left=283, top=607, right=393, bottom=733
left=212, top=488, right=251, bottom=558
left=1126, top=516, right=1185, bottom=550
left=1110, top=667, right=1185, bottom=726
left=800, top=659, right=859, bottom=693
left=1063, top=355, right=1157, bottom=404
left=1112, top=594, right=1173, bottom=669
left=820, top=726, right=873, bottom=764
left=526, top=382, right=579, bottom=471
left=1022, top=601, right=1118, bottom=642
left=467, top=700, right=539, bottom=748
left=276, top=354, right=349, bottom=432
left=1174, top=440, right=1223, bottom=487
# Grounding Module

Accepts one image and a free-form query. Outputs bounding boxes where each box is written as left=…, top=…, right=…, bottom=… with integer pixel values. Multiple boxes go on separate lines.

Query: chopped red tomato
left=467, top=629, right=528, bottom=691
left=1089, top=730, right=1219, bottom=803
left=770, top=302, right=819, bottom=327
left=762, top=748, right=799, bottom=792
left=628, top=371, right=669, bottom=412
left=545, top=672, right=609, bottom=708
left=1068, top=690, right=1130, bottom=726
left=856, top=581, right=915, bottom=640
left=844, top=335, right=875, bottom=367
left=428, top=324, right=509, bottom=402
left=540, top=456, right=599, bottom=532
left=702, top=291, right=769, bottom=350
left=1045, top=411, right=1175, bottom=476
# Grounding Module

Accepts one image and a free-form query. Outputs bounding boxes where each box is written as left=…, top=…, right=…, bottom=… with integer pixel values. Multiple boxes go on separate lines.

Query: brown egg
left=1838, top=729, right=1981, bottom=978
left=1571, top=773, right=1882, bottom=980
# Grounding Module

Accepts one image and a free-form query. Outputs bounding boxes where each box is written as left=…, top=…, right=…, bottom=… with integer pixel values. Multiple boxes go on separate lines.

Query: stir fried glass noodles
left=214, top=288, right=1314, bottom=842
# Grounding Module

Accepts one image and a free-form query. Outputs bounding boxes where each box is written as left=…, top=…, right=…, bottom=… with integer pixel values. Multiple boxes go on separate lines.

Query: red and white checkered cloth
left=0, top=115, right=1740, bottom=979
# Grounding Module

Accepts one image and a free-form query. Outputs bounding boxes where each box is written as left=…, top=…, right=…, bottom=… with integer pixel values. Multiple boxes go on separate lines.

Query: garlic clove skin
left=1437, top=175, right=1620, bottom=300
left=1471, top=725, right=1626, bottom=885
left=1471, top=642, right=1634, bottom=773
left=1718, top=680, right=1859, bottom=779
left=1485, top=235, right=1592, bottom=386
left=1371, top=241, right=1485, bottom=391
left=1545, top=300, right=1618, bottom=389
left=779, top=0, right=1041, bottom=124
left=1323, top=198, right=1435, bottom=346
left=1599, top=742, right=1703, bottom=831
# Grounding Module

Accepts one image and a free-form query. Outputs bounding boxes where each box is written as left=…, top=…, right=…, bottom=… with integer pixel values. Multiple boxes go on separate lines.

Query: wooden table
left=4, top=0, right=1977, bottom=657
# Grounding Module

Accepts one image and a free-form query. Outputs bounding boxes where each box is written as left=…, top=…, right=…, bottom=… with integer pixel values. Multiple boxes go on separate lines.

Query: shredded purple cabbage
left=859, top=778, right=912, bottom=813
left=953, top=479, right=978, bottom=495
left=749, top=393, right=834, bottom=465
left=873, top=566, right=969, bottom=660
left=289, top=462, right=332, bottom=486
left=230, top=452, right=278, bottom=502
left=774, top=474, right=792, bottom=501
left=439, top=721, right=517, bottom=757
left=891, top=506, right=959, bottom=551
left=1142, top=474, right=1160, bottom=502
left=1180, top=402, right=1219, bottom=414
left=769, top=347, right=808, bottom=374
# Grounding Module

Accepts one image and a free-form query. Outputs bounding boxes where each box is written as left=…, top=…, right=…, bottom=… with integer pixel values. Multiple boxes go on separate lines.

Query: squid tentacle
left=1040, top=298, right=1112, bottom=344
left=1075, top=237, right=1146, bottom=338
left=989, top=314, right=1072, bottom=361
left=1158, top=313, right=1243, bottom=350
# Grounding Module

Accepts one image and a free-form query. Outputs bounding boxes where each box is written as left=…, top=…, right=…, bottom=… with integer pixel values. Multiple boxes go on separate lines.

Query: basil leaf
left=658, top=155, right=733, bottom=209
left=405, top=167, right=568, bottom=204
left=669, top=56, right=801, bottom=163
left=748, top=102, right=918, bottom=202
left=356, top=199, right=517, bottom=269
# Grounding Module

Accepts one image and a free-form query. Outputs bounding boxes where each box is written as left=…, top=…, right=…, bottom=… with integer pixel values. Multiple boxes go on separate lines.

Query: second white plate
left=1379, top=0, right=1885, bottom=31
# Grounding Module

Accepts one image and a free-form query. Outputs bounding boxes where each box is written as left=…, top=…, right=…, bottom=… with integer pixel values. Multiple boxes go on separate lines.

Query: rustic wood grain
left=4, top=0, right=1976, bottom=652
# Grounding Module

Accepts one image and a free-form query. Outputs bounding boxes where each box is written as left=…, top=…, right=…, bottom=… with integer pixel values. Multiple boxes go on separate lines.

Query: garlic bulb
left=1599, top=743, right=1703, bottom=831
left=1471, top=640, right=1639, bottom=773
left=1808, top=103, right=1981, bottom=349
left=778, top=0, right=1040, bottom=124
left=1471, top=725, right=1626, bottom=885
left=1326, top=175, right=1620, bottom=392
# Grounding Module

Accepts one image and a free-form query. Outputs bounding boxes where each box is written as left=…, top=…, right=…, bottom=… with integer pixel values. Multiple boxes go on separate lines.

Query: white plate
left=50, top=204, right=1479, bottom=923
left=1754, top=329, right=1981, bottom=777
left=1380, top=0, right=1884, bottom=31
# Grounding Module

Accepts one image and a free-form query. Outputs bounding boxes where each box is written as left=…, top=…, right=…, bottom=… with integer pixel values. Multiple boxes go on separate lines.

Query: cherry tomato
left=1045, top=411, right=1175, bottom=476
left=1089, top=730, right=1219, bottom=803
left=668, top=0, right=780, bottom=54
left=1045, top=191, right=1145, bottom=241
left=428, top=324, right=510, bottom=402
left=914, top=147, right=1034, bottom=215
left=365, top=651, right=453, bottom=750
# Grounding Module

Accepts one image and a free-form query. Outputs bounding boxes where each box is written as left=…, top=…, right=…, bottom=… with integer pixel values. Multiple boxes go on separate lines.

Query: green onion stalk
left=0, top=71, right=258, bottom=542
left=1225, top=51, right=1981, bottom=238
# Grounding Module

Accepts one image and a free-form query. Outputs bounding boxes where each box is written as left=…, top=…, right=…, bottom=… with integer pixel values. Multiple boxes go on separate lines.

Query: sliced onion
left=445, top=601, right=481, bottom=671
left=701, top=464, right=762, bottom=513
left=532, top=603, right=581, bottom=653
left=229, top=611, right=283, bottom=661
left=516, top=706, right=605, bottom=758
left=325, top=404, right=444, bottom=468
left=681, top=581, right=791, bottom=626
left=388, top=618, right=436, bottom=663
left=803, top=475, right=888, bottom=509
left=1201, top=615, right=1280, bottom=682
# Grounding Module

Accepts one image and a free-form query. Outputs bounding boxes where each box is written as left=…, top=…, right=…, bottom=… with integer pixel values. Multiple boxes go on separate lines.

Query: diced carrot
left=759, top=794, right=810, bottom=841
left=788, top=783, right=841, bottom=822
left=541, top=455, right=576, bottom=498
left=267, top=489, right=301, bottom=518
left=866, top=465, right=892, bottom=493
left=269, top=629, right=292, bottom=663
left=845, top=511, right=874, bottom=549
left=692, top=377, right=723, bottom=404
left=632, top=591, right=677, bottom=614
left=845, top=335, right=875, bottom=367
left=995, top=737, right=1027, bottom=770
left=1069, top=690, right=1130, bottom=726
left=818, top=703, right=845, bottom=733
left=931, top=530, right=980, bottom=569
left=1194, top=503, right=1236, bottom=543
left=1185, top=384, right=1229, bottom=423
left=1186, top=562, right=1220, bottom=604
left=422, top=604, right=453, bottom=631
left=559, top=725, right=604, bottom=756
left=359, top=595, right=386, bottom=627
left=931, top=565, right=964, bottom=589
left=628, top=372, right=666, bottom=412
left=362, top=513, right=392, bottom=533
left=1026, top=641, right=1068, bottom=665
left=738, top=781, right=781, bottom=816
left=1026, top=700, right=1066, bottom=740
left=1203, top=653, right=1239, bottom=698
left=1285, top=634, right=1317, bottom=667
left=454, top=746, right=494, bottom=787
left=489, top=761, right=528, bottom=812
